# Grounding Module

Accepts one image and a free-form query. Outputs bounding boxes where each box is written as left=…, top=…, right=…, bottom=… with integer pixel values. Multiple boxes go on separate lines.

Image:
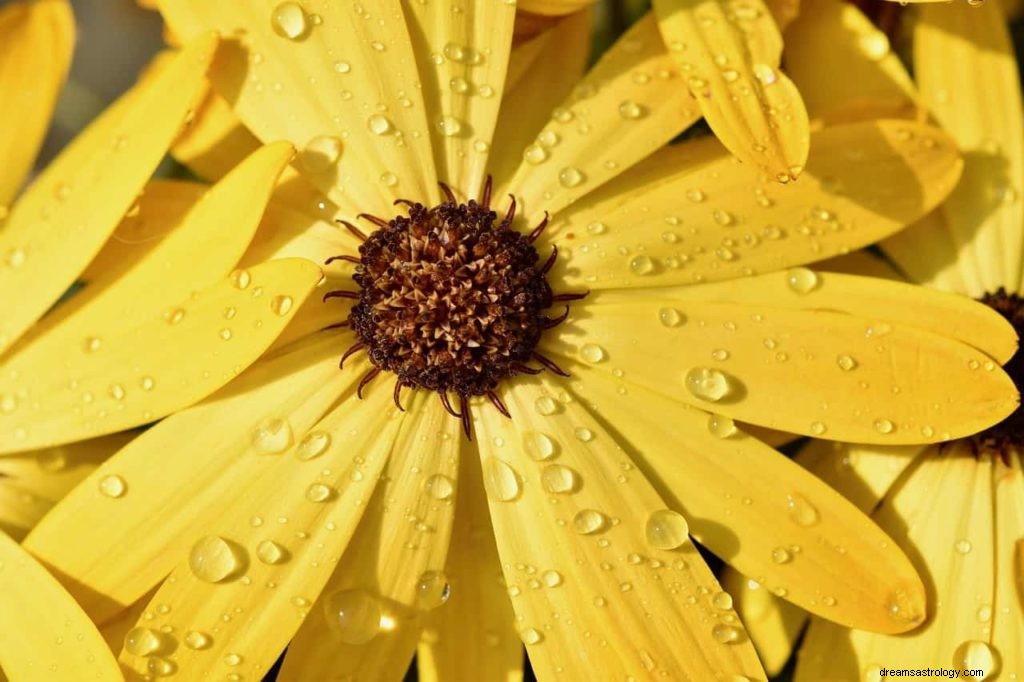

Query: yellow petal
left=653, top=0, right=810, bottom=183
left=279, top=394, right=460, bottom=679
left=794, top=439, right=925, bottom=514
left=765, top=0, right=800, bottom=30
left=157, top=0, right=439, bottom=216
left=404, top=0, right=515, bottom=197
left=0, top=0, right=74, bottom=205
left=0, top=531, right=120, bottom=680
left=641, top=270, right=1017, bottom=364
left=882, top=211, right=977, bottom=297
left=0, top=33, right=217, bottom=356
left=21, top=332, right=352, bottom=623
left=490, top=10, right=592, bottom=188
left=722, top=568, right=806, bottom=676
left=173, top=80, right=261, bottom=182
left=418, top=439, right=523, bottom=682
left=475, top=377, right=766, bottom=679
left=518, top=0, right=597, bottom=15
left=815, top=249, right=907, bottom=281
left=0, top=256, right=320, bottom=454
left=501, top=12, right=702, bottom=222
left=784, top=0, right=919, bottom=123
left=8, top=141, right=293, bottom=363
left=992, top=451, right=1024, bottom=679
left=797, top=444, right=998, bottom=679
left=550, top=120, right=962, bottom=289
left=0, top=433, right=133, bottom=539
left=119, top=374, right=404, bottom=680
left=915, top=0, right=1024, bottom=293
left=557, top=364, right=927, bottom=633
left=541, top=282, right=1018, bottom=444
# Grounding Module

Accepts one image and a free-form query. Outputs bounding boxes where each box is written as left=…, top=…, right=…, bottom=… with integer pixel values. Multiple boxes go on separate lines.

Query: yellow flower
left=723, top=0, right=1024, bottom=678
left=1, top=1, right=1018, bottom=680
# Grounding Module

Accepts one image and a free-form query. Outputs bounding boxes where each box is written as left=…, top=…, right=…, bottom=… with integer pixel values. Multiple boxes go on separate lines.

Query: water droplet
left=786, top=267, right=819, bottom=294
left=707, top=414, right=737, bottom=438
left=415, top=571, right=451, bottom=609
left=124, top=627, right=163, bottom=657
left=108, top=384, right=125, bottom=401
left=629, top=255, right=654, bottom=275
left=524, top=145, right=548, bottom=165
left=810, top=421, right=827, bottom=436
left=713, top=209, right=736, bottom=226
left=520, top=627, right=543, bottom=645
left=224, top=653, right=243, bottom=667
left=483, top=457, right=521, bottom=501
left=645, top=509, right=689, bottom=549
left=522, top=431, right=556, bottom=460
left=296, top=430, right=331, bottom=460
left=323, top=589, right=382, bottom=644
left=684, top=367, right=733, bottom=402
left=858, top=30, right=890, bottom=61
left=534, top=396, right=558, bottom=416
left=437, top=116, right=463, bottom=137
left=579, top=343, right=606, bottom=363
left=954, top=539, right=973, bottom=555
left=586, top=221, right=607, bottom=235
left=771, top=546, right=792, bottom=564
left=711, top=591, right=734, bottom=610
left=367, top=115, right=393, bottom=135
left=953, top=640, right=997, bottom=680
left=5, top=247, right=26, bottom=268
left=183, top=631, right=211, bottom=650
left=574, top=427, right=593, bottom=442
left=98, top=474, right=127, bottom=498
left=251, top=418, right=293, bottom=454
left=542, top=570, right=563, bottom=587
left=753, top=63, right=777, bottom=85
left=230, top=269, right=251, bottom=289
left=711, top=624, right=743, bottom=644
left=558, top=167, right=585, bottom=188
left=424, top=473, right=455, bottom=500
left=573, top=509, right=608, bottom=534
left=139, top=376, right=155, bottom=391
left=305, top=483, right=335, bottom=502
left=659, top=307, right=684, bottom=327
left=837, top=354, right=858, bottom=371
left=334, top=60, right=351, bottom=73
left=83, top=336, right=102, bottom=353
left=786, top=493, right=820, bottom=527
left=188, top=536, right=244, bottom=583
left=874, top=418, right=895, bottom=435
left=541, top=464, right=578, bottom=494
left=256, top=540, right=288, bottom=565
left=618, top=100, right=646, bottom=119
left=271, top=2, right=311, bottom=40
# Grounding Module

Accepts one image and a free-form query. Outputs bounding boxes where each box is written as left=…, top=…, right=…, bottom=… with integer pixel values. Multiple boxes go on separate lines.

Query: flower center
left=974, top=288, right=1024, bottom=452
left=324, top=179, right=585, bottom=436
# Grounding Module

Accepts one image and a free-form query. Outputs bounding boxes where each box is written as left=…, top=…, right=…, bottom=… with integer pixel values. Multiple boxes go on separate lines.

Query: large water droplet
left=367, top=115, right=393, bottom=136
left=124, top=627, right=164, bottom=657
left=558, top=167, right=585, bottom=188
left=684, top=367, right=733, bottom=402
left=711, top=623, right=743, bottom=644
left=786, top=493, right=820, bottom=527
left=520, top=627, right=544, bottom=645
left=251, top=418, right=293, bottom=454
left=323, top=589, right=383, bottom=644
left=541, top=464, right=578, bottom=494
left=522, top=431, right=556, bottom=460
left=256, top=540, right=288, bottom=565
left=707, top=414, right=737, bottom=438
left=188, top=536, right=244, bottom=583
left=415, top=571, right=451, bottom=609
left=629, top=255, right=654, bottom=275
left=579, top=343, right=606, bottom=363
left=645, top=509, right=689, bottom=549
left=271, top=2, right=311, bottom=40
left=542, top=570, right=563, bottom=587
left=786, top=267, right=820, bottom=294
left=659, top=307, right=684, bottom=327
left=424, top=473, right=455, bottom=500
left=483, top=457, right=521, bottom=501
left=953, top=640, right=997, bottom=680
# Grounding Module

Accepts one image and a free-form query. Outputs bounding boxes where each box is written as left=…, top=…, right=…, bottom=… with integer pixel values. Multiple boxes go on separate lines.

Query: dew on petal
left=188, top=536, right=244, bottom=583
left=645, top=509, right=689, bottom=549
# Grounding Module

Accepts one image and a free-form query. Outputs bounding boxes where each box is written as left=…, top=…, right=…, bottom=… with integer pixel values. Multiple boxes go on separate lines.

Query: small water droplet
left=483, top=457, right=521, bottom=501
left=618, top=100, right=646, bottom=119
left=659, top=307, right=684, bottom=327
left=786, top=493, right=820, bottom=527
left=305, top=482, right=335, bottom=502
left=251, top=418, right=293, bottom=454
left=574, top=427, right=594, bottom=442
left=520, top=627, right=543, bottom=645
left=711, top=623, right=743, bottom=644
left=256, top=540, right=288, bottom=564
left=645, top=509, right=689, bottom=549
left=323, top=589, right=383, bottom=644
left=629, top=255, right=654, bottom=275
left=707, top=414, right=737, bottom=438
left=230, top=269, right=251, bottom=289
left=415, top=571, right=451, bottom=609
left=558, top=167, right=585, bottom=188
left=573, top=509, right=608, bottom=534
left=954, top=539, right=973, bottom=555
left=437, top=116, right=463, bottom=137
left=296, top=430, right=331, bottom=460
left=183, top=631, right=211, bottom=650
left=874, top=418, right=895, bottom=435
left=771, top=546, right=792, bottom=564
left=367, top=115, right=393, bottom=135
left=711, top=591, right=734, bottom=610
left=98, top=474, right=127, bottom=498
left=271, top=2, right=311, bottom=40
left=188, top=536, right=244, bottom=583
left=124, top=627, right=164, bottom=657
left=534, top=396, right=558, bottom=416
left=83, top=336, right=102, bottom=353
left=522, top=431, right=556, bottom=460
left=837, top=354, right=858, bottom=371
left=541, top=464, right=578, bottom=494
left=524, top=145, right=548, bottom=164
left=424, top=473, right=455, bottom=500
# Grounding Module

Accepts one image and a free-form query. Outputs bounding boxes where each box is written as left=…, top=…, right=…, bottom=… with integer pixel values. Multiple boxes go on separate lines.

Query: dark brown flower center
left=974, top=288, right=1024, bottom=452
left=323, top=179, right=585, bottom=436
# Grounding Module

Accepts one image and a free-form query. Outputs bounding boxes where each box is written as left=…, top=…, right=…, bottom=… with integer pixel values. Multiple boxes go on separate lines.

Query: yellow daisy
left=3, top=1, right=1019, bottom=679
left=720, top=0, right=1024, bottom=678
